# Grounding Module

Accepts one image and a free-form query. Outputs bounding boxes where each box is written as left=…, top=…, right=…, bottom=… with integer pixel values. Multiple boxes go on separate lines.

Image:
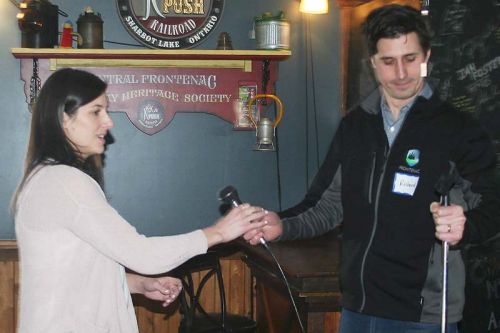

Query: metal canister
left=254, top=11, right=290, bottom=50
left=76, top=6, right=103, bottom=49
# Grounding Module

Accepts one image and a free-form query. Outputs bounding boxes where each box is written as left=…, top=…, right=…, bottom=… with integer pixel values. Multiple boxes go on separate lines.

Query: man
left=244, top=4, right=500, bottom=333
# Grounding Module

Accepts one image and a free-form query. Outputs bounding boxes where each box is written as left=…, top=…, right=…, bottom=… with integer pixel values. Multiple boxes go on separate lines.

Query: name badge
left=392, top=172, right=419, bottom=196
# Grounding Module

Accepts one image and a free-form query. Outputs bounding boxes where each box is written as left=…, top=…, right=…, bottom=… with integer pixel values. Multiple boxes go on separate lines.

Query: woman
left=11, top=68, right=267, bottom=333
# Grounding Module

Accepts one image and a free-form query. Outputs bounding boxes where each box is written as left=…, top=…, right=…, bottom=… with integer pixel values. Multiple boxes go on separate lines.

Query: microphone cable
left=259, top=238, right=306, bottom=333
left=218, top=186, right=306, bottom=333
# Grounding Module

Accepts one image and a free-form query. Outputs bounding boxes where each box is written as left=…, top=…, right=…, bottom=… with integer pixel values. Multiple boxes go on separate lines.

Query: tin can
left=254, top=11, right=290, bottom=50
left=77, top=6, right=103, bottom=49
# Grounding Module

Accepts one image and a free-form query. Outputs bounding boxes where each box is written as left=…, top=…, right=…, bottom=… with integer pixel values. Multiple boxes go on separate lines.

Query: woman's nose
left=102, top=112, right=114, bottom=129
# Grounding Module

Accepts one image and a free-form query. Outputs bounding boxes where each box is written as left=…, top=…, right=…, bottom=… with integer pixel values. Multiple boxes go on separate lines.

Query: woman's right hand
left=203, top=204, right=267, bottom=247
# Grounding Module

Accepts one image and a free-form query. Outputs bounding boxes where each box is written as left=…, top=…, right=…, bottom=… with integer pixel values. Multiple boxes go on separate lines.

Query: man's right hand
left=243, top=211, right=283, bottom=245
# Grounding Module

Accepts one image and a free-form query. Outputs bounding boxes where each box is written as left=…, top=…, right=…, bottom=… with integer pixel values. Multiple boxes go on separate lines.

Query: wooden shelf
left=12, top=48, right=291, bottom=72
left=11, top=48, right=291, bottom=60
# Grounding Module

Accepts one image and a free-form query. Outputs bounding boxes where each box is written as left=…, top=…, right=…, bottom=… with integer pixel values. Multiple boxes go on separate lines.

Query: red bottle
left=60, top=21, right=76, bottom=48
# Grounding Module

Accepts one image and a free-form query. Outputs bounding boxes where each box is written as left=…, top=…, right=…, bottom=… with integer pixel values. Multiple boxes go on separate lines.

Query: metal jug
left=76, top=6, right=103, bottom=49
left=17, top=0, right=59, bottom=48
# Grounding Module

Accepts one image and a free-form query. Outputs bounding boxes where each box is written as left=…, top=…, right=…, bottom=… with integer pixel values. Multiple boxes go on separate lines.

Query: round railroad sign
left=116, top=0, right=224, bottom=49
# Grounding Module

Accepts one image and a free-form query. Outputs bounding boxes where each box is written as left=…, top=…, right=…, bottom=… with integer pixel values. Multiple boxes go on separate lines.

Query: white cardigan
left=15, top=164, right=208, bottom=333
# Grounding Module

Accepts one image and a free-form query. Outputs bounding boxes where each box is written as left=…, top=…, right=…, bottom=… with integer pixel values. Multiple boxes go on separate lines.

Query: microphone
left=218, top=185, right=242, bottom=207
left=218, top=185, right=266, bottom=244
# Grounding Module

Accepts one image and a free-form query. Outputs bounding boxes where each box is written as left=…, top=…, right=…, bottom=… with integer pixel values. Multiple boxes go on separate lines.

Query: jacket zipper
left=368, top=151, right=377, bottom=205
left=359, top=145, right=389, bottom=312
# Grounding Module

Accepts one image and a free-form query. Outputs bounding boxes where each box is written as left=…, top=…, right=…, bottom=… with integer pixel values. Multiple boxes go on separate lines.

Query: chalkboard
left=428, top=1, right=500, bottom=331
left=428, top=0, right=500, bottom=144
left=462, top=240, right=500, bottom=333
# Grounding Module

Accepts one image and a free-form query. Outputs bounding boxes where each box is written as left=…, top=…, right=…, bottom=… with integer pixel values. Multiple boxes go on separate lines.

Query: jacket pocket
left=343, top=153, right=374, bottom=205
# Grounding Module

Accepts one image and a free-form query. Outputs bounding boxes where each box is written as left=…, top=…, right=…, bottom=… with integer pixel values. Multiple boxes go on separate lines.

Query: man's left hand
left=430, top=202, right=466, bottom=246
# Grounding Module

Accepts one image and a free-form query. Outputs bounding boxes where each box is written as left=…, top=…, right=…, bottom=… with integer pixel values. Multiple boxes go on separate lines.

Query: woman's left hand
left=430, top=202, right=466, bottom=246
left=141, top=276, right=183, bottom=307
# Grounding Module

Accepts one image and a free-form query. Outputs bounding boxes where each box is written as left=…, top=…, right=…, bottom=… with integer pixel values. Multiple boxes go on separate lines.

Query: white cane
left=435, top=163, right=456, bottom=333
left=440, top=194, right=450, bottom=333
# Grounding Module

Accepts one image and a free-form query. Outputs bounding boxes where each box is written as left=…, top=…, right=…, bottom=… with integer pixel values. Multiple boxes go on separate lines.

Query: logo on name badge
left=406, top=149, right=420, bottom=167
left=116, top=0, right=224, bottom=49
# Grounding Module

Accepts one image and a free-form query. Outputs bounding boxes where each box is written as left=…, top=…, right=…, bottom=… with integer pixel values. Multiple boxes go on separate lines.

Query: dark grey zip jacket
left=278, top=88, right=500, bottom=323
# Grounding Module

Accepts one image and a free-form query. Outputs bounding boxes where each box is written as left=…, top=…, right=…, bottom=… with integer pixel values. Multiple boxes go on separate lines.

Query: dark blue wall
left=0, top=0, right=342, bottom=238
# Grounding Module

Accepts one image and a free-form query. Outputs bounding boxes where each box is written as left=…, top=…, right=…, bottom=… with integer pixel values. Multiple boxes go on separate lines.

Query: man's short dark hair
left=362, top=4, right=433, bottom=56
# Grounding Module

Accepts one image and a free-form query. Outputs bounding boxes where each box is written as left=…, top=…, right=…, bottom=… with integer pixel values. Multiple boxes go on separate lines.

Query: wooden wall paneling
left=0, top=261, right=16, bottom=333
left=133, top=295, right=156, bottom=333
left=199, top=269, right=220, bottom=312
left=226, top=258, right=242, bottom=315
left=254, top=279, right=302, bottom=333
left=212, top=266, right=222, bottom=312
left=14, top=263, right=20, bottom=330
left=0, top=240, right=18, bottom=333
left=243, top=258, right=253, bottom=319
left=0, top=242, right=252, bottom=333
left=156, top=303, right=180, bottom=333
left=133, top=293, right=180, bottom=333
left=323, top=312, right=341, bottom=332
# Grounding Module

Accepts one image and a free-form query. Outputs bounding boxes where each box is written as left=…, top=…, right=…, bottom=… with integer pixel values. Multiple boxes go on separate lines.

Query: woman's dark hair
left=11, top=68, right=107, bottom=212
left=362, top=4, right=434, bottom=56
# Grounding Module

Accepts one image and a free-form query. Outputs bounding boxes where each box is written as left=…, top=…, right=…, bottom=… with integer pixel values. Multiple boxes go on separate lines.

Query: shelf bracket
left=29, top=58, right=41, bottom=112
left=262, top=59, right=270, bottom=96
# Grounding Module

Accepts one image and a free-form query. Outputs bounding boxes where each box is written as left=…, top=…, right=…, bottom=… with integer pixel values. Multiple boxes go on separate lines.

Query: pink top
left=15, top=164, right=208, bottom=333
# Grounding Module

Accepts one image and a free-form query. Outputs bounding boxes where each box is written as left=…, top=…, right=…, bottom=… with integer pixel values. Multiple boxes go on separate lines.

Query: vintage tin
left=254, top=12, right=290, bottom=50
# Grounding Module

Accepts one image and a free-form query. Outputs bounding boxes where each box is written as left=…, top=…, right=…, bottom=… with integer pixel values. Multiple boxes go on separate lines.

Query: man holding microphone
left=244, top=4, right=500, bottom=333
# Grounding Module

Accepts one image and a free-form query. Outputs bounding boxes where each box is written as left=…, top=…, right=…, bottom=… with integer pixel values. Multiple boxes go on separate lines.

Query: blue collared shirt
left=381, top=83, right=433, bottom=146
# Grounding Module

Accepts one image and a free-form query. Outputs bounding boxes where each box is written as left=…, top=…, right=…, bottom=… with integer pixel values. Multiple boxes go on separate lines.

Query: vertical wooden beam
left=0, top=262, right=16, bottom=333
left=14, top=263, right=20, bottom=331
left=339, top=5, right=353, bottom=115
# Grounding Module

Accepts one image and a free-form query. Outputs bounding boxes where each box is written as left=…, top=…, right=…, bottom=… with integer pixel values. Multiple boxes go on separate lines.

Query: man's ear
left=424, top=49, right=431, bottom=63
left=420, top=50, right=431, bottom=77
left=420, top=63, right=428, bottom=77
left=370, top=57, right=376, bottom=69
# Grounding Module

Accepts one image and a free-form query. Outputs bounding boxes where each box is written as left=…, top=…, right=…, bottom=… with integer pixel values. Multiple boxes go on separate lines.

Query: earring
left=420, top=63, right=428, bottom=77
